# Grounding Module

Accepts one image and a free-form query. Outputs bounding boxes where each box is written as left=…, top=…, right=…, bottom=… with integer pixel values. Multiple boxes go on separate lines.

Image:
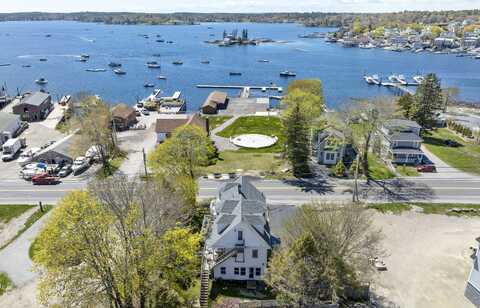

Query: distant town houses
left=379, top=119, right=424, bottom=165
left=202, top=176, right=279, bottom=283
left=330, top=19, right=480, bottom=56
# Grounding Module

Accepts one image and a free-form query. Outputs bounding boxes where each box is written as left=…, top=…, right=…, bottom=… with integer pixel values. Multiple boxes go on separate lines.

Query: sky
left=1, top=0, right=480, bottom=13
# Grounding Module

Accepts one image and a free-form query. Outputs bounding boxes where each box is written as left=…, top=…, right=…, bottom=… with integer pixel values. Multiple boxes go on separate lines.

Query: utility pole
left=142, top=148, right=148, bottom=179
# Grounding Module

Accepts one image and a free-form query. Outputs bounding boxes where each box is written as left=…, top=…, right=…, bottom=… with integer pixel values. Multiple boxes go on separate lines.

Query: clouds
left=2, top=0, right=480, bottom=13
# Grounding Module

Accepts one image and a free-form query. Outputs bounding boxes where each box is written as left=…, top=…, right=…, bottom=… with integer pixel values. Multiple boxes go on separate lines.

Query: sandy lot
left=0, top=280, right=40, bottom=308
left=371, top=210, right=480, bottom=308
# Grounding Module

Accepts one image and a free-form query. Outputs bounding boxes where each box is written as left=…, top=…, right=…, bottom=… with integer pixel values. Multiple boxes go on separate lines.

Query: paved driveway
left=421, top=145, right=479, bottom=180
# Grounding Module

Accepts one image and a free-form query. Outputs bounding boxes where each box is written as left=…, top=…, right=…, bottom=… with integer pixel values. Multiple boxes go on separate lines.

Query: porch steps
left=199, top=264, right=210, bottom=308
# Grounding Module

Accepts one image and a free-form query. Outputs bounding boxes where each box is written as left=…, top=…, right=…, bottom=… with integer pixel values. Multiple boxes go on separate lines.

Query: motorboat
left=22, top=64, right=31, bottom=68
left=157, top=75, right=167, bottom=80
left=17, top=147, right=41, bottom=166
left=364, top=75, right=375, bottom=85
left=279, top=71, right=296, bottom=77
left=39, top=58, right=48, bottom=62
left=397, top=74, right=407, bottom=85
left=114, top=69, right=126, bottom=75
left=156, top=39, right=165, bottom=43
left=172, top=60, right=183, bottom=65
left=72, top=156, right=90, bottom=175
left=144, top=82, right=155, bottom=88
left=201, top=59, right=210, bottom=64
left=229, top=72, right=242, bottom=76
left=108, top=62, right=122, bottom=68
left=258, top=59, right=270, bottom=63
left=413, top=75, right=425, bottom=84
left=80, top=54, right=90, bottom=58
left=388, top=74, right=399, bottom=83
left=147, top=61, right=158, bottom=65
left=0, top=63, right=11, bottom=67
left=86, top=68, right=107, bottom=72
left=147, top=63, right=161, bottom=69
left=76, top=57, right=87, bottom=62
left=35, top=78, right=48, bottom=85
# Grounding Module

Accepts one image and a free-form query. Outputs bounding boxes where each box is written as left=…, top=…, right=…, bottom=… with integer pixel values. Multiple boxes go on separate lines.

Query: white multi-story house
left=203, top=177, right=278, bottom=281
left=313, top=128, right=356, bottom=166
left=379, top=119, right=424, bottom=165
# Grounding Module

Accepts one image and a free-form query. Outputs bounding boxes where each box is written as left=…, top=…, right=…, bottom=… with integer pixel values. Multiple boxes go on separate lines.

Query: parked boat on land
left=86, top=68, right=106, bottom=72
left=280, top=71, right=296, bottom=77
left=35, top=78, right=48, bottom=85
left=114, top=69, right=126, bottom=75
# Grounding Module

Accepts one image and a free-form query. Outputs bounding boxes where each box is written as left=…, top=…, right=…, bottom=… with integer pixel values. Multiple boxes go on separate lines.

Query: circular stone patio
left=230, top=134, right=278, bottom=149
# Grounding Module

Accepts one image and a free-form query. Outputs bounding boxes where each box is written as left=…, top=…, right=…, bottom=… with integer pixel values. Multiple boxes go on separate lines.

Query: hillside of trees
left=0, top=10, right=478, bottom=27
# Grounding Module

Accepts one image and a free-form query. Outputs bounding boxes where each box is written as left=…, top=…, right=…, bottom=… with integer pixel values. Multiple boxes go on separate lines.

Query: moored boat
left=144, top=82, right=155, bottom=88
left=114, top=69, right=126, bottom=75
left=108, top=62, right=122, bottom=68
left=157, top=75, right=167, bottom=80
left=229, top=72, right=242, bottom=76
left=280, top=70, right=296, bottom=77
left=86, top=68, right=106, bottom=72
left=413, top=75, right=425, bottom=84
left=35, top=78, right=48, bottom=85
left=172, top=60, right=183, bottom=65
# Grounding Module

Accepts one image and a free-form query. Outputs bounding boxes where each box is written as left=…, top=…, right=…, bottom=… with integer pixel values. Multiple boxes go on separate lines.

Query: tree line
left=0, top=10, right=478, bottom=27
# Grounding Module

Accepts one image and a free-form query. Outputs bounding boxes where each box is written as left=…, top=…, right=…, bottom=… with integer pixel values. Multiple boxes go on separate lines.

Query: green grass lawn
left=368, top=155, right=396, bottom=180
left=0, top=204, right=53, bottom=250
left=423, top=128, right=480, bottom=175
left=395, top=165, right=419, bottom=177
left=367, top=203, right=412, bottom=214
left=202, top=151, right=288, bottom=176
left=0, top=272, right=12, bottom=296
left=204, top=115, right=233, bottom=130
left=217, top=116, right=285, bottom=153
left=0, top=205, right=35, bottom=224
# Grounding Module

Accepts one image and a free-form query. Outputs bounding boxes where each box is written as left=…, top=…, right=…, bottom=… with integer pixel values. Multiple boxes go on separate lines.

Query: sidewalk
left=210, top=116, right=239, bottom=151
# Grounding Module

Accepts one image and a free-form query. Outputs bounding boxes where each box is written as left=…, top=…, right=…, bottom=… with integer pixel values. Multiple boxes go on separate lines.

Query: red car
left=32, top=173, right=59, bottom=185
left=417, top=164, right=436, bottom=173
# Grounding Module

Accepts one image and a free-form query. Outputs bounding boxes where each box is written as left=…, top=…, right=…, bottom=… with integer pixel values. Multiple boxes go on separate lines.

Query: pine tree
left=284, top=102, right=311, bottom=177
left=412, top=73, right=443, bottom=128
left=334, top=160, right=346, bottom=177
left=397, top=93, right=415, bottom=119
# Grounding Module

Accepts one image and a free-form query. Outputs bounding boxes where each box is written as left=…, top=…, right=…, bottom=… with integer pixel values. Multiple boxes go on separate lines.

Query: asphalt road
left=0, top=175, right=479, bottom=205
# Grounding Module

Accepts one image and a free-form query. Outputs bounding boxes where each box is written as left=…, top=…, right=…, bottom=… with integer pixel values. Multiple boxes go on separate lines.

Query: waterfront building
left=154, top=113, right=208, bottom=143
left=111, top=104, right=137, bottom=131
left=12, top=92, right=52, bottom=122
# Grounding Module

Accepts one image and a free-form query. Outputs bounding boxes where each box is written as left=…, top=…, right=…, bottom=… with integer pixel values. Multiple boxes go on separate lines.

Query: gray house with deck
left=380, top=119, right=424, bottom=165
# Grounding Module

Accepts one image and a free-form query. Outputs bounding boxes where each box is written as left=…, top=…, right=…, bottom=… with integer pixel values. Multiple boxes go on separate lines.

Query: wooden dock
left=197, top=84, right=284, bottom=92
left=380, top=82, right=415, bottom=95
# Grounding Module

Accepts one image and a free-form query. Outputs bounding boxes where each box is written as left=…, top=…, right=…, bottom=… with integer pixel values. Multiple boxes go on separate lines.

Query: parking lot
left=1, top=122, right=65, bottom=180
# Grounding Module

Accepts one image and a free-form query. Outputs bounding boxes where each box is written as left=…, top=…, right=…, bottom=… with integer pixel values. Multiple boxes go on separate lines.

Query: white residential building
left=204, top=177, right=279, bottom=281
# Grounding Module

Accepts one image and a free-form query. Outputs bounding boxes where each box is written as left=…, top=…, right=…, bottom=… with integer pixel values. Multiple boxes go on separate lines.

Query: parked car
left=58, top=164, right=73, bottom=177
left=417, top=164, right=437, bottom=173
left=444, top=139, right=461, bottom=147
left=32, top=173, right=59, bottom=185
left=72, top=156, right=90, bottom=175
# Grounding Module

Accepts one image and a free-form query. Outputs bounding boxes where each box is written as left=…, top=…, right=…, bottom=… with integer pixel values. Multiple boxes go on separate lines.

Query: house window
left=255, top=268, right=261, bottom=276
left=252, top=249, right=258, bottom=258
left=238, top=230, right=243, bottom=241
left=240, top=267, right=246, bottom=276
left=234, top=268, right=239, bottom=275
left=220, top=267, right=226, bottom=275
left=325, top=152, right=335, bottom=161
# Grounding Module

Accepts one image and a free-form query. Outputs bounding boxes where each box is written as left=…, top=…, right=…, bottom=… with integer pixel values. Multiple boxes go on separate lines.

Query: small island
left=204, top=28, right=276, bottom=46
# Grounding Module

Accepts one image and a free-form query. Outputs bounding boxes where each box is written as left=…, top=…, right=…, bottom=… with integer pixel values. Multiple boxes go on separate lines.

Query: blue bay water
left=0, top=21, right=479, bottom=110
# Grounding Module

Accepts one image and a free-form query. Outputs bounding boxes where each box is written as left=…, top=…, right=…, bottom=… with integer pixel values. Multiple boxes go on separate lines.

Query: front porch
left=391, top=148, right=424, bottom=165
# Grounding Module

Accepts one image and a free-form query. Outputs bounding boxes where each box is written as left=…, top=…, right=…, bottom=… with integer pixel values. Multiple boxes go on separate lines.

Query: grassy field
left=217, top=116, right=285, bottom=153
left=368, top=155, right=396, bottom=180
left=423, top=128, right=480, bottom=175
left=204, top=115, right=233, bottom=130
left=0, top=272, right=12, bottom=296
left=395, top=165, right=419, bottom=177
left=0, top=205, right=35, bottom=224
left=368, top=202, right=480, bottom=217
left=202, top=151, right=288, bottom=176
left=0, top=205, right=53, bottom=250
left=367, top=203, right=413, bottom=214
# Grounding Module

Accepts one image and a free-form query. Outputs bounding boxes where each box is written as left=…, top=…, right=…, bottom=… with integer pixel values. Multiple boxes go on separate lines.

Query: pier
left=380, top=82, right=415, bottom=95
left=197, top=84, right=283, bottom=93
